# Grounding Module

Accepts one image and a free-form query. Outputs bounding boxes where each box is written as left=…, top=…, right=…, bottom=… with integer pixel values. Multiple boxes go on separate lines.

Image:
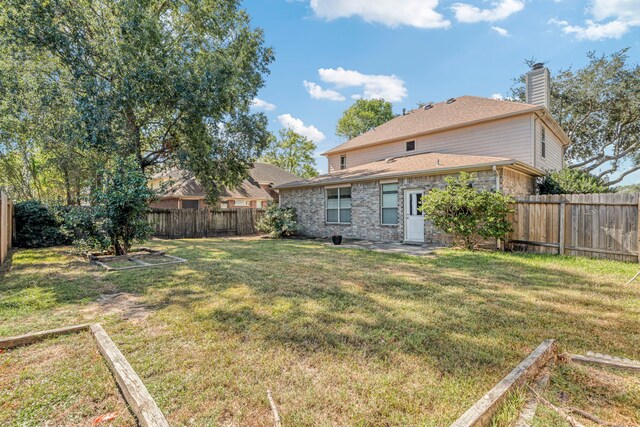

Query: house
left=276, top=65, right=571, bottom=244
left=149, top=162, right=300, bottom=209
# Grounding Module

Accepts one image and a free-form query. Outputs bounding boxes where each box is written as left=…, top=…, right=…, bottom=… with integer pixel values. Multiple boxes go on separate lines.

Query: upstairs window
left=340, top=154, right=347, bottom=170
left=381, top=183, right=398, bottom=225
left=541, top=127, right=546, bottom=158
left=326, top=187, right=351, bottom=223
left=405, top=140, right=415, bottom=152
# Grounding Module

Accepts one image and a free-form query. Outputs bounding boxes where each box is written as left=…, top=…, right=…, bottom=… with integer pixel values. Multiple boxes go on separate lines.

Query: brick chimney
left=525, top=63, right=550, bottom=110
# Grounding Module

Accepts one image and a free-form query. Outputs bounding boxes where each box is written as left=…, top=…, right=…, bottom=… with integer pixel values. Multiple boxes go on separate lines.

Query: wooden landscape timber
left=88, top=248, right=187, bottom=272
left=450, top=339, right=558, bottom=427
left=570, top=352, right=640, bottom=372
left=1, top=323, right=170, bottom=427
left=90, top=324, right=170, bottom=427
left=0, top=323, right=90, bottom=350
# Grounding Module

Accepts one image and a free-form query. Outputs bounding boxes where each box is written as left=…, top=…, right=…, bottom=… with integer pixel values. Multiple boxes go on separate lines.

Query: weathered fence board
left=148, top=208, right=264, bottom=239
left=0, top=191, right=13, bottom=265
left=507, top=193, right=639, bottom=262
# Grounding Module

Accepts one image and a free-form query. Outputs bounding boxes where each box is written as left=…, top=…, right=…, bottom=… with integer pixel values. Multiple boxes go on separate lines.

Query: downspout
left=493, top=165, right=502, bottom=250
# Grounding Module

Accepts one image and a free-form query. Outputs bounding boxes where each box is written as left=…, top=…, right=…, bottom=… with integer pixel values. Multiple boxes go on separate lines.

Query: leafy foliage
left=511, top=49, right=640, bottom=186
left=57, top=206, right=110, bottom=253
left=261, top=128, right=318, bottom=178
left=538, top=168, right=613, bottom=195
left=256, top=205, right=300, bottom=238
left=0, top=0, right=274, bottom=204
left=13, top=201, right=69, bottom=248
left=420, top=173, right=513, bottom=250
left=336, top=99, right=394, bottom=140
left=91, top=158, right=158, bottom=255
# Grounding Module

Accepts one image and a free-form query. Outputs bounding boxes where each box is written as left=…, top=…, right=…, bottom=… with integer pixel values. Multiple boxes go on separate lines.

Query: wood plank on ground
left=0, top=324, right=90, bottom=350
left=450, top=339, right=557, bottom=427
left=90, top=324, right=169, bottom=427
left=570, top=353, right=640, bottom=372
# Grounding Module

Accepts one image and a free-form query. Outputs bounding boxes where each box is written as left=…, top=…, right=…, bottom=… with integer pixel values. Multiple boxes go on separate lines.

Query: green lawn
left=1, top=238, right=639, bottom=426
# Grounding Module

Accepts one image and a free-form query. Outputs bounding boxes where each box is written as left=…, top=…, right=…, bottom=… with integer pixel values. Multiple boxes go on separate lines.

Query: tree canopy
left=511, top=49, right=640, bottom=187
left=336, top=99, right=394, bottom=141
left=0, top=0, right=274, bottom=203
left=260, top=128, right=318, bottom=178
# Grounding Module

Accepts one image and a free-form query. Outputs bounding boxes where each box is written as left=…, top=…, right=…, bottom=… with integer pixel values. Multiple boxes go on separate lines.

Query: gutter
left=276, top=160, right=544, bottom=190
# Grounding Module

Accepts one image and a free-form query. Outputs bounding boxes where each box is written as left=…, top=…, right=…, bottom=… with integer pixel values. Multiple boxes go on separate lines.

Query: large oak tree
left=511, top=49, right=640, bottom=187
left=0, top=0, right=274, bottom=202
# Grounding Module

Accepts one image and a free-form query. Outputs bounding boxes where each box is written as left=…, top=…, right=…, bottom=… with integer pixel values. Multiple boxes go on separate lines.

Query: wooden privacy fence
left=507, top=193, right=639, bottom=262
left=0, top=191, right=14, bottom=265
left=148, top=208, right=264, bottom=239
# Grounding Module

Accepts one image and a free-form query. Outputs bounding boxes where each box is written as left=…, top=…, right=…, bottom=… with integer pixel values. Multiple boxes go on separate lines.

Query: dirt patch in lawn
left=81, top=292, right=151, bottom=321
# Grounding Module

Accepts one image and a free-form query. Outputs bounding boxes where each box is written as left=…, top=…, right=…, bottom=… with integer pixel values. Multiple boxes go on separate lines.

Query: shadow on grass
left=2, top=238, right=639, bottom=378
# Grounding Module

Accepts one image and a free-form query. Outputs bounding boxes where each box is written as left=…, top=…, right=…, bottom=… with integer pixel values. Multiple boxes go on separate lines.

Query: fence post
left=637, top=196, right=640, bottom=264
left=558, top=200, right=565, bottom=256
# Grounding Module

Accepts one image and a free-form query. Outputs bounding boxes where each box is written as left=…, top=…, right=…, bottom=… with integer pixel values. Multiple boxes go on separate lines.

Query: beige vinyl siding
left=534, top=119, right=563, bottom=172
left=328, top=115, right=533, bottom=172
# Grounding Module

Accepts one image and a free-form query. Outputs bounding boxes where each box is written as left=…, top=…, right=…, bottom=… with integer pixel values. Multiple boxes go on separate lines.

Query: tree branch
left=604, top=164, right=640, bottom=187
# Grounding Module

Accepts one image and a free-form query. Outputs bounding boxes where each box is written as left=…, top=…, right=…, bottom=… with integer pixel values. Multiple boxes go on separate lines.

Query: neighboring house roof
left=248, top=162, right=301, bottom=186
left=324, top=96, right=565, bottom=155
left=276, top=152, right=542, bottom=189
left=156, top=162, right=300, bottom=200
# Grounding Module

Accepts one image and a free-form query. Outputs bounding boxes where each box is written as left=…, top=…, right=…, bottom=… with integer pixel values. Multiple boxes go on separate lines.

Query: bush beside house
left=420, top=172, right=513, bottom=250
left=256, top=205, right=300, bottom=237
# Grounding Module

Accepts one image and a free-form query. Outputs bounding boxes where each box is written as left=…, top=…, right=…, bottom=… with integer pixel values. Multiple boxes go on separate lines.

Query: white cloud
left=251, top=97, right=276, bottom=111
left=490, top=93, right=504, bottom=100
left=317, top=67, right=408, bottom=102
left=549, top=0, right=640, bottom=40
left=309, top=0, right=450, bottom=29
left=277, top=114, right=326, bottom=142
left=452, top=0, right=524, bottom=23
left=303, top=81, right=346, bottom=101
left=491, top=26, right=509, bottom=36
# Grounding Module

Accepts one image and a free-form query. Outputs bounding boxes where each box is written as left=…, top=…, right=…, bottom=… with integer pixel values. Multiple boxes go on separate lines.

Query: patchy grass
left=532, top=362, right=640, bottom=426
left=1, top=238, right=639, bottom=426
left=0, top=331, right=136, bottom=426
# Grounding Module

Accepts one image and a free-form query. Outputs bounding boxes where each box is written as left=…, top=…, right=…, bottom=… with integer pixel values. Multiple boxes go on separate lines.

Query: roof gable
left=324, top=96, right=543, bottom=155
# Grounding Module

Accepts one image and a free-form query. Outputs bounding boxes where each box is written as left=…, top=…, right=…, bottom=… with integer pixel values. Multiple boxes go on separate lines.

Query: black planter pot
left=332, top=235, right=343, bottom=245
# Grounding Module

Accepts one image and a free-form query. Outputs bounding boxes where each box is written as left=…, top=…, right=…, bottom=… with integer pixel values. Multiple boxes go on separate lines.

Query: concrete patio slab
left=324, top=239, right=443, bottom=256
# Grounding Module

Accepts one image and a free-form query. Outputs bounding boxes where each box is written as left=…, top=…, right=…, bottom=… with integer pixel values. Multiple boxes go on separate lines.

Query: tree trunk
left=113, top=238, right=126, bottom=256
left=63, top=168, right=72, bottom=206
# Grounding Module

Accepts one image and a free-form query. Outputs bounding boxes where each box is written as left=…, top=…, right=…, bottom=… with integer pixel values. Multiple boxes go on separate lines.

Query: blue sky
left=244, top=0, right=640, bottom=181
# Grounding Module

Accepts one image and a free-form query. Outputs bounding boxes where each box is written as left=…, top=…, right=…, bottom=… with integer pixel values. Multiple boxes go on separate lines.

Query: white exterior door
left=404, top=190, right=425, bottom=243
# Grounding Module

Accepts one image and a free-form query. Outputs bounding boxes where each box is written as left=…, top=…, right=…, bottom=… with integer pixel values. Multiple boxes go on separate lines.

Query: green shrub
left=538, top=168, right=612, bottom=194
left=91, top=158, right=157, bottom=255
left=57, top=206, right=110, bottom=253
left=13, top=201, right=69, bottom=248
left=256, top=205, right=300, bottom=237
left=420, top=172, right=513, bottom=250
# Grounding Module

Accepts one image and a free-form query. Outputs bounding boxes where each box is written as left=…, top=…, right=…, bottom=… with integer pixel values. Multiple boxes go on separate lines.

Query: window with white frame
left=326, top=187, right=351, bottom=223
left=380, top=183, right=398, bottom=225
left=541, top=127, right=546, bottom=158
left=256, top=200, right=263, bottom=208
left=235, top=200, right=248, bottom=206
left=340, top=155, right=347, bottom=170
left=405, top=140, right=415, bottom=152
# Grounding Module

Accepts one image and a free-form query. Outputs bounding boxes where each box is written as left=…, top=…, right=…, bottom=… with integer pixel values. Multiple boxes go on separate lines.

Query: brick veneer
left=279, top=168, right=528, bottom=244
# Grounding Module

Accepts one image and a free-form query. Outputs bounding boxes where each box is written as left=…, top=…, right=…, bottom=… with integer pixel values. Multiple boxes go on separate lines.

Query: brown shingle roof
left=158, top=163, right=300, bottom=200
left=324, top=96, right=542, bottom=155
left=277, top=152, right=541, bottom=189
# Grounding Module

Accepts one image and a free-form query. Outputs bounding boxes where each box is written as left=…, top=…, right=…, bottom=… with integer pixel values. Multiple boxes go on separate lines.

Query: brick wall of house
left=501, top=167, right=536, bottom=196
left=150, top=198, right=180, bottom=209
left=279, top=169, right=510, bottom=244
